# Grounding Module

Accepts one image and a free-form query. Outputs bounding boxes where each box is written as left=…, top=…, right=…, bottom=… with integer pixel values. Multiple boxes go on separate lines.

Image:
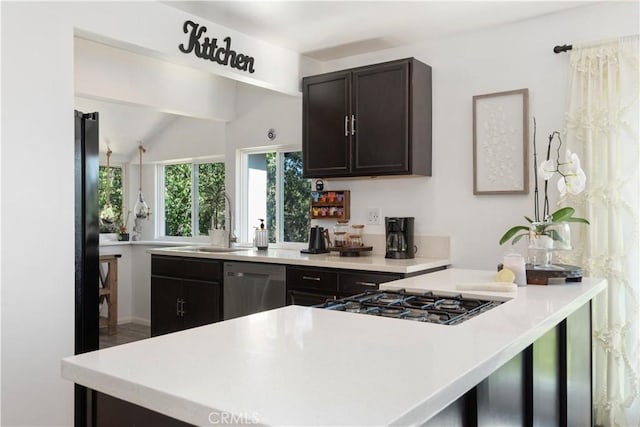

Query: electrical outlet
left=367, top=207, right=381, bottom=225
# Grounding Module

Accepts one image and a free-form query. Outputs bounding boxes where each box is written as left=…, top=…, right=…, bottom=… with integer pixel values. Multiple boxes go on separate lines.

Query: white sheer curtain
left=563, top=35, right=639, bottom=426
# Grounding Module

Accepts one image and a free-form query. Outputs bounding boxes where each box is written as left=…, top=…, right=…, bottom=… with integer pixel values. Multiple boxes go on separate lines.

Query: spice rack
left=310, top=190, right=350, bottom=220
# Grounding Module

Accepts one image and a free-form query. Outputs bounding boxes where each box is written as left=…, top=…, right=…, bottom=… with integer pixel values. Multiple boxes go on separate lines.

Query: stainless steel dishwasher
left=223, top=262, right=286, bottom=320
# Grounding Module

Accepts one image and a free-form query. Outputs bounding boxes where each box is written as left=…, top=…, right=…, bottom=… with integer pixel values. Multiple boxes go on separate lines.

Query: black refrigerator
left=74, top=110, right=99, bottom=426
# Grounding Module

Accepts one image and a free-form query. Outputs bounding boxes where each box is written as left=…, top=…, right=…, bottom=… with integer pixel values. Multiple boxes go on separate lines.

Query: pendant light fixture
left=134, top=144, right=150, bottom=219
left=100, top=147, right=116, bottom=226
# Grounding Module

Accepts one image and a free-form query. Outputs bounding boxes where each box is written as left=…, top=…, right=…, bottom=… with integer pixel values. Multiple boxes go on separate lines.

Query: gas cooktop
left=315, top=289, right=502, bottom=325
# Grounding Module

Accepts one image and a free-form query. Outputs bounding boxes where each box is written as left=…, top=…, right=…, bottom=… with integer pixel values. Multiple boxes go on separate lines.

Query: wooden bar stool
left=99, top=254, right=121, bottom=336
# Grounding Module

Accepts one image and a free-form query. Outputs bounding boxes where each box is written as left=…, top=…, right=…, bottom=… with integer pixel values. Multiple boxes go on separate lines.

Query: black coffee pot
left=385, top=217, right=416, bottom=259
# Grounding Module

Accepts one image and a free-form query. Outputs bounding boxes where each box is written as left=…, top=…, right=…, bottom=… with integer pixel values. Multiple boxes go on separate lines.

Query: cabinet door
left=182, top=280, right=221, bottom=330
left=352, top=61, right=410, bottom=175
left=302, top=72, right=351, bottom=178
left=151, top=255, right=184, bottom=278
left=151, top=277, right=183, bottom=337
left=339, top=271, right=401, bottom=295
left=183, top=258, right=221, bottom=282
left=286, top=266, right=338, bottom=293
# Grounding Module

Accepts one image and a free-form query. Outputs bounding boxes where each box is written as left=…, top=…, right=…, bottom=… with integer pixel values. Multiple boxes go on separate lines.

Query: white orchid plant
left=499, top=121, right=589, bottom=245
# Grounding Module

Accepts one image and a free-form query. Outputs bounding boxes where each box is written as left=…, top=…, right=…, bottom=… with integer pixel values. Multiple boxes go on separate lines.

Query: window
left=241, top=149, right=310, bottom=244
left=161, top=161, right=225, bottom=238
left=98, top=165, right=124, bottom=233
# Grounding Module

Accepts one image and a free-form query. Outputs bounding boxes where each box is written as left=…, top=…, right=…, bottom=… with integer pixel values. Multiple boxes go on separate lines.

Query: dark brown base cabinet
left=93, top=392, right=193, bottom=427
left=425, top=301, right=593, bottom=426
left=302, top=57, right=432, bottom=178
left=285, top=265, right=445, bottom=306
left=150, top=256, right=222, bottom=337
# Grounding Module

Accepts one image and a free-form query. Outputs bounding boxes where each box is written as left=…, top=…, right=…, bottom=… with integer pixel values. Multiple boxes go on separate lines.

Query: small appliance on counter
left=301, top=226, right=330, bottom=254
left=385, top=217, right=415, bottom=259
left=254, top=219, right=269, bottom=251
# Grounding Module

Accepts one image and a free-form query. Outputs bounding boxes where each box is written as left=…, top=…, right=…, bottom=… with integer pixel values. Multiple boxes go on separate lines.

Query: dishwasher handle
left=226, top=271, right=269, bottom=279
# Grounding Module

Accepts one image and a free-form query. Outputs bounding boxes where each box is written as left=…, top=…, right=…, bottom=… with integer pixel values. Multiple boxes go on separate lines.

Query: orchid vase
left=528, top=221, right=572, bottom=267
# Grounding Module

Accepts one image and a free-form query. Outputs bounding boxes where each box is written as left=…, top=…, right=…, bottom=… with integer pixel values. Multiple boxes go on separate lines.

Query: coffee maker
left=385, top=217, right=415, bottom=259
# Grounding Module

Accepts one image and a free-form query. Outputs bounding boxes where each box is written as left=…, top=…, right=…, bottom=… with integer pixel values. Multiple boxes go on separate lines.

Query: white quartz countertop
left=61, top=269, right=606, bottom=426
left=147, top=246, right=450, bottom=274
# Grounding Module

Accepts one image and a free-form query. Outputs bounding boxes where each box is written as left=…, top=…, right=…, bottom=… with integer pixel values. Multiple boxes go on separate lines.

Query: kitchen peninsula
left=62, top=269, right=606, bottom=426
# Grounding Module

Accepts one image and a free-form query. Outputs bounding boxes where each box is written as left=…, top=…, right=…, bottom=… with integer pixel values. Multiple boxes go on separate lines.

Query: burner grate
left=315, top=289, right=502, bottom=325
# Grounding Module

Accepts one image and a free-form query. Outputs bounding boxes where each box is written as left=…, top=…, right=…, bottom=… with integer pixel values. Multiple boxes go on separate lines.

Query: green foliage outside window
left=198, top=163, right=226, bottom=235
left=283, top=152, right=311, bottom=242
left=164, top=163, right=192, bottom=236
left=264, top=151, right=310, bottom=243
left=164, top=162, right=226, bottom=237
left=266, top=153, right=277, bottom=242
left=98, top=166, right=123, bottom=233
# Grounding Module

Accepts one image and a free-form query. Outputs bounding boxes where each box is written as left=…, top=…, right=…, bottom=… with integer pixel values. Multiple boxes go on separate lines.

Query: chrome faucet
left=219, top=192, right=237, bottom=248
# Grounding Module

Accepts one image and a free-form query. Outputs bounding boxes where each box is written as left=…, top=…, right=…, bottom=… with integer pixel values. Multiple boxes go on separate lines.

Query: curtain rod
left=553, top=44, right=573, bottom=54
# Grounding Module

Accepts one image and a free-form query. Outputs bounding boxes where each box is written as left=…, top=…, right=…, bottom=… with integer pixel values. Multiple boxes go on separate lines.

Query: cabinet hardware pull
left=344, top=115, right=349, bottom=136
left=351, top=114, right=356, bottom=135
left=355, top=281, right=377, bottom=287
left=180, top=299, right=186, bottom=316
left=302, top=276, right=321, bottom=281
left=176, top=298, right=181, bottom=316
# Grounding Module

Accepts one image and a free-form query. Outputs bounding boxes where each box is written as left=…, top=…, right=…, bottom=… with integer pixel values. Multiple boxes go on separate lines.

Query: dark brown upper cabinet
left=302, top=57, right=432, bottom=178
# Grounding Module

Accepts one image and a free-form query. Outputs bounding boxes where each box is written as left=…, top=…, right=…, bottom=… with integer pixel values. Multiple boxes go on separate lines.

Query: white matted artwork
left=473, top=88, right=529, bottom=195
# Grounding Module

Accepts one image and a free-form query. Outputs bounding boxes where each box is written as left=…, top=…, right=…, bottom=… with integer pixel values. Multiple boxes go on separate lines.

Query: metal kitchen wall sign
left=179, top=20, right=256, bottom=74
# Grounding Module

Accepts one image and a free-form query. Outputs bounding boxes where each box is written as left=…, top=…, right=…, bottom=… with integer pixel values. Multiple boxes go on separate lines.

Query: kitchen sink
left=196, top=246, right=249, bottom=253
left=175, top=246, right=250, bottom=253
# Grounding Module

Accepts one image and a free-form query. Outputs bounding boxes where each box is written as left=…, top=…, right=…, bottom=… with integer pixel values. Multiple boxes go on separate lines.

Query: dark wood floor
left=99, top=323, right=150, bottom=349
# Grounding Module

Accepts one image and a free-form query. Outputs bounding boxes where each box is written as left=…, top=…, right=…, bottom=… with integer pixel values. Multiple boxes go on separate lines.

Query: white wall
left=75, top=37, right=237, bottom=122
left=222, top=1, right=639, bottom=270
left=1, top=5, right=76, bottom=426
left=226, top=84, right=303, bottom=240
left=1, top=2, right=301, bottom=426
left=142, top=116, right=226, bottom=163
left=309, top=1, right=639, bottom=269
left=203, top=2, right=638, bottom=268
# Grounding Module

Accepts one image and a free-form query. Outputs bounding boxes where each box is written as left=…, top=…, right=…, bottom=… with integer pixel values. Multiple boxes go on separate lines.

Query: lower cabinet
left=151, top=256, right=222, bottom=337
left=95, top=391, right=192, bottom=427
left=285, top=266, right=415, bottom=306
left=424, top=300, right=593, bottom=426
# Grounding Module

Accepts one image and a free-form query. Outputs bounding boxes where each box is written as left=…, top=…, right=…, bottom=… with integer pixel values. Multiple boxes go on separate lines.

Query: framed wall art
left=473, top=88, right=529, bottom=195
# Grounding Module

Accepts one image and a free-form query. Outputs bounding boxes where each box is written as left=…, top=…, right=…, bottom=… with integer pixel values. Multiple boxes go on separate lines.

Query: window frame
left=237, top=145, right=309, bottom=249
left=156, top=156, right=226, bottom=242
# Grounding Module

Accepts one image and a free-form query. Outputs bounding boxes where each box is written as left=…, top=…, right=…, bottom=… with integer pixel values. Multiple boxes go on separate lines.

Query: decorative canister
left=333, top=220, right=349, bottom=247
left=349, top=224, right=365, bottom=247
